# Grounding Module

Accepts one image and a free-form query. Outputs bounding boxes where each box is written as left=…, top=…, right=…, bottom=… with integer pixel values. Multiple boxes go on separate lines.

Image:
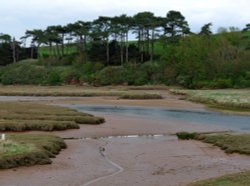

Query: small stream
left=65, top=104, right=250, bottom=132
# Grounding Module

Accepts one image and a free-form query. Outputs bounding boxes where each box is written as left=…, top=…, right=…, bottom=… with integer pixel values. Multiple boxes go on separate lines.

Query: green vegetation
left=0, top=134, right=66, bottom=169
left=1, top=10, right=250, bottom=89
left=0, top=102, right=105, bottom=131
left=171, top=89, right=250, bottom=110
left=176, top=132, right=198, bottom=140
left=196, top=134, right=250, bottom=155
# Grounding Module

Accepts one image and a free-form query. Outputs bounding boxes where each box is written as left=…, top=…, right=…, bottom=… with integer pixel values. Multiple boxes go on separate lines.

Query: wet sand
left=1, top=90, right=250, bottom=186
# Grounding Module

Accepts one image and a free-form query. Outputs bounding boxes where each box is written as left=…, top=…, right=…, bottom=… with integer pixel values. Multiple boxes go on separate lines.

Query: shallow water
left=64, top=134, right=178, bottom=141
left=66, top=104, right=250, bottom=132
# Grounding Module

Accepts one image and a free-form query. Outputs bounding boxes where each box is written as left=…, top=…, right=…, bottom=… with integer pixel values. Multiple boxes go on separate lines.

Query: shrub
left=94, top=66, right=126, bottom=85
left=1, top=61, right=48, bottom=85
left=44, top=70, right=62, bottom=85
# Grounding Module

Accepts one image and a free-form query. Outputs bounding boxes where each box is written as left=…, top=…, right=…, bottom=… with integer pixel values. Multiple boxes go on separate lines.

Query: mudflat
left=1, top=89, right=250, bottom=186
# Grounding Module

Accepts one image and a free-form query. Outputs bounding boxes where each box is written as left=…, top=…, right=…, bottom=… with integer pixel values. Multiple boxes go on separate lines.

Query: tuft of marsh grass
left=74, top=116, right=105, bottom=125
left=0, top=134, right=66, bottom=169
left=0, top=102, right=105, bottom=131
left=119, top=93, right=163, bottom=100
left=176, top=132, right=198, bottom=140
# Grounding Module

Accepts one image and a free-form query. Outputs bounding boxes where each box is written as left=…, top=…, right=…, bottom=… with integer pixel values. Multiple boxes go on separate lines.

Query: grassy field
left=0, top=102, right=105, bottom=131
left=171, top=89, right=250, bottom=110
left=0, top=85, right=163, bottom=99
left=177, top=132, right=250, bottom=186
left=0, top=134, right=66, bottom=169
left=39, top=43, right=77, bottom=56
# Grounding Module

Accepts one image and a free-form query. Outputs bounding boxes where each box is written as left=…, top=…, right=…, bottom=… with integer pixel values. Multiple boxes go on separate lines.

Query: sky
left=1, top=0, right=250, bottom=39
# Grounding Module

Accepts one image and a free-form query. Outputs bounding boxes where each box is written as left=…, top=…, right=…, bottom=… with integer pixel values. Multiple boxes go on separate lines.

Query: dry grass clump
left=0, top=102, right=105, bottom=131
left=0, top=134, right=66, bottom=169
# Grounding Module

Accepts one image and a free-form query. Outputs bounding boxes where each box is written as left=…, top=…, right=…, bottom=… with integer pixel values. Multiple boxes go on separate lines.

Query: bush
left=94, top=66, right=126, bottom=85
left=1, top=61, right=48, bottom=85
left=44, top=70, right=63, bottom=85
left=209, top=78, right=233, bottom=88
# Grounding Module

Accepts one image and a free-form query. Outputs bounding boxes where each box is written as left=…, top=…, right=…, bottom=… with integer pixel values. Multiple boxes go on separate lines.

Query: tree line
left=21, top=10, right=190, bottom=65
left=1, top=10, right=250, bottom=66
left=1, top=10, right=250, bottom=88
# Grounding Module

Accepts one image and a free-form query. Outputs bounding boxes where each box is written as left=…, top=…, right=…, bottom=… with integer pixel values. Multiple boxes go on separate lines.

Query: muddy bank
left=0, top=113, right=247, bottom=186
left=1, top=136, right=250, bottom=186
left=1, top=90, right=250, bottom=186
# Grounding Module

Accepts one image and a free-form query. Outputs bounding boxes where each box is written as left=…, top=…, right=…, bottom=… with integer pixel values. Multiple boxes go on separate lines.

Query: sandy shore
left=1, top=90, right=250, bottom=186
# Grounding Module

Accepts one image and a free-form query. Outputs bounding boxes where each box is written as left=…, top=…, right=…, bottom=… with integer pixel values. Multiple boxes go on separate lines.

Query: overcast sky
left=1, top=0, right=250, bottom=38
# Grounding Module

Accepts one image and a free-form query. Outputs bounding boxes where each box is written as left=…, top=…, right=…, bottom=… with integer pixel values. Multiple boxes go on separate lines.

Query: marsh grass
left=0, top=85, right=162, bottom=100
left=171, top=89, right=250, bottom=110
left=0, top=134, right=66, bottom=169
left=119, top=93, right=163, bottom=100
left=176, top=132, right=198, bottom=140
left=196, top=134, right=250, bottom=155
left=0, top=85, right=125, bottom=97
left=0, top=102, right=105, bottom=131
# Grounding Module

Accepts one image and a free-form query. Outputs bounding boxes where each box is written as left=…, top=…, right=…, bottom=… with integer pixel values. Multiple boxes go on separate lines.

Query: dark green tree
left=163, top=10, right=190, bottom=44
left=199, top=23, right=213, bottom=36
left=53, top=25, right=68, bottom=56
left=92, top=16, right=112, bottom=65
left=22, top=29, right=47, bottom=58
left=67, top=21, right=92, bottom=62
left=133, top=12, right=156, bottom=62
